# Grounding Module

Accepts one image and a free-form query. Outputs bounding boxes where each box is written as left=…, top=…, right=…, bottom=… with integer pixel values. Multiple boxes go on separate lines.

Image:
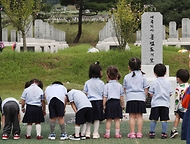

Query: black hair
left=176, top=69, right=189, bottom=83
left=29, top=78, right=43, bottom=89
left=153, top=63, right=166, bottom=77
left=128, top=57, right=145, bottom=77
left=107, top=66, right=120, bottom=80
left=24, top=81, right=30, bottom=88
left=88, top=61, right=102, bottom=78
left=52, top=81, right=63, bottom=85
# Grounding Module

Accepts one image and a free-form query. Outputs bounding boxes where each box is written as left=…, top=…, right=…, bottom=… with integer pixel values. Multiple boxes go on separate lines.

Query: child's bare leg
left=58, top=117, right=66, bottom=134
left=136, top=113, right=143, bottom=133
left=129, top=113, right=136, bottom=133
left=173, top=114, right=180, bottom=130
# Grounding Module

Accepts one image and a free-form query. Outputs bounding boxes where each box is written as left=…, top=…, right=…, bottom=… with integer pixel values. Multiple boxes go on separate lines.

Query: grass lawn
left=0, top=117, right=185, bottom=144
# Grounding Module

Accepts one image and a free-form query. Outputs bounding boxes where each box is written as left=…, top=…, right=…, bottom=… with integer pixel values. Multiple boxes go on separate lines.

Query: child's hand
left=21, top=108, right=25, bottom=113
left=43, top=111, right=46, bottom=116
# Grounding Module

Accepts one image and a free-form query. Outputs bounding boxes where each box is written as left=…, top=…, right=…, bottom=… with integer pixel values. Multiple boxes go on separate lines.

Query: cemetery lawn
left=0, top=44, right=189, bottom=99
left=0, top=119, right=185, bottom=144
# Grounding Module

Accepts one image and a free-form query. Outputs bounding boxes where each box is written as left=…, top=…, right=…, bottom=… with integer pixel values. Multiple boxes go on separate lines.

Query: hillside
left=0, top=44, right=188, bottom=99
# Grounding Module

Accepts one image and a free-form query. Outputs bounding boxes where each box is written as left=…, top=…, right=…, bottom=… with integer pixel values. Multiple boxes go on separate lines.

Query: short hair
left=88, top=61, right=102, bottom=78
left=176, top=69, right=189, bottom=83
left=107, top=65, right=120, bottom=80
left=154, top=63, right=166, bottom=77
left=52, top=81, right=63, bottom=85
left=24, top=81, right=30, bottom=88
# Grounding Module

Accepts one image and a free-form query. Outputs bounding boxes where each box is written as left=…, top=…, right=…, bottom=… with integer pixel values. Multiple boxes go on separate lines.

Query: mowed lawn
left=0, top=113, right=185, bottom=144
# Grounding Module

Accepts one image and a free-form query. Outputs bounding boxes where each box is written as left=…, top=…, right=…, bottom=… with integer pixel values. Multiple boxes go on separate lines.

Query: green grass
left=0, top=119, right=185, bottom=144
left=0, top=44, right=189, bottom=100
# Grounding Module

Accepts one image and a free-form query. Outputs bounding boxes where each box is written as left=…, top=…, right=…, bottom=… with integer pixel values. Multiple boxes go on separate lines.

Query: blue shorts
left=175, top=109, right=185, bottom=119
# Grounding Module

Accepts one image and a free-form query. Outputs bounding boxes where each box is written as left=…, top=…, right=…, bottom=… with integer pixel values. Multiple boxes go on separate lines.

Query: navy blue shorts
left=175, top=109, right=185, bottom=119
left=49, top=97, right=65, bottom=119
left=76, top=107, right=93, bottom=125
left=149, top=106, right=170, bottom=121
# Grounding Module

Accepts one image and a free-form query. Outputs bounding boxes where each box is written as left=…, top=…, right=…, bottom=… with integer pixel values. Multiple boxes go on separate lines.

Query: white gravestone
left=26, top=22, right=33, bottom=38
left=43, top=22, right=50, bottom=39
left=179, top=18, right=190, bottom=48
left=11, top=30, right=16, bottom=42
left=2, top=28, right=8, bottom=42
left=141, top=12, right=163, bottom=65
left=35, top=19, right=43, bottom=39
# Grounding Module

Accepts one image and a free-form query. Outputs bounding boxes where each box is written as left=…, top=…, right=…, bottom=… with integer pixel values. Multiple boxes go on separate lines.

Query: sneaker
left=25, top=135, right=31, bottom=139
left=37, top=135, right=43, bottom=140
left=13, top=134, right=20, bottom=140
left=85, top=132, right=90, bottom=139
left=80, top=135, right=86, bottom=140
left=60, top=133, right=68, bottom=140
left=115, top=133, right=122, bottom=138
left=127, top=132, right=136, bottom=138
left=161, top=133, right=168, bottom=139
left=69, top=134, right=80, bottom=141
left=149, top=132, right=155, bottom=139
left=103, top=133, right=110, bottom=139
left=48, top=133, right=56, bottom=140
left=2, top=134, right=8, bottom=140
left=136, top=132, right=143, bottom=138
left=170, top=130, right=178, bottom=138
left=92, top=133, right=100, bottom=139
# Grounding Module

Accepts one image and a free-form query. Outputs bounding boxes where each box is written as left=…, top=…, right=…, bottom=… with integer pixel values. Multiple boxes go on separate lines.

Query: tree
left=1, top=0, right=42, bottom=51
left=152, top=0, right=190, bottom=28
left=59, top=0, right=115, bottom=43
left=112, top=0, right=144, bottom=50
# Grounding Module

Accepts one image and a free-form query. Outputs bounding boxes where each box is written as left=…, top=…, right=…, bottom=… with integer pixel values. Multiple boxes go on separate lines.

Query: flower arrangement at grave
left=0, top=42, right=5, bottom=53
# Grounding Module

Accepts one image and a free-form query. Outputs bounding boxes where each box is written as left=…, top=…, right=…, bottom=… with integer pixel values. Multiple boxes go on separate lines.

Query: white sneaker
left=60, top=133, right=68, bottom=140
left=48, top=133, right=56, bottom=140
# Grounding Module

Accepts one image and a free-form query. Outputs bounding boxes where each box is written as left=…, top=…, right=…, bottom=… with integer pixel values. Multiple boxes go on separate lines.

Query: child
left=83, top=61, right=105, bottom=139
left=1, top=97, right=20, bottom=140
left=21, top=78, right=46, bottom=140
left=123, top=57, right=149, bottom=138
left=170, top=69, right=189, bottom=138
left=66, top=89, right=93, bottom=141
left=103, top=66, right=124, bottom=139
left=148, top=63, right=173, bottom=139
left=44, top=81, right=68, bottom=140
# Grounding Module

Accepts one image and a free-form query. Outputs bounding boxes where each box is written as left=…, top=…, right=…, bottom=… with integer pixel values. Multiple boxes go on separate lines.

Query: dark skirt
left=91, top=100, right=105, bottom=121
left=126, top=100, right=146, bottom=113
left=105, top=99, right=122, bottom=119
left=22, top=104, right=45, bottom=123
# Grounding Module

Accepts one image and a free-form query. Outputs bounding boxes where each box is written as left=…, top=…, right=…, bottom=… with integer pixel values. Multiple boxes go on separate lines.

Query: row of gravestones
left=134, top=17, right=190, bottom=48
left=2, top=19, right=66, bottom=43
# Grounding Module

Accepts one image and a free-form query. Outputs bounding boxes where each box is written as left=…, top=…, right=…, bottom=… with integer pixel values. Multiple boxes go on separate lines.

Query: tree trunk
left=73, top=0, right=83, bottom=43
left=22, top=32, right=27, bottom=52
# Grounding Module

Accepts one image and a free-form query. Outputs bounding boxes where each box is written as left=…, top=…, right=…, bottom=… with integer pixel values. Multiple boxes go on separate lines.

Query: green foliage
left=1, top=0, right=42, bottom=51
left=112, top=0, right=144, bottom=50
left=0, top=44, right=189, bottom=100
left=153, top=0, right=190, bottom=28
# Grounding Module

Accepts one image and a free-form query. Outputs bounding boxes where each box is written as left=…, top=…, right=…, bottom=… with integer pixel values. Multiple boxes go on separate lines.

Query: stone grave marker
left=35, top=19, right=43, bottom=39
left=141, top=12, right=163, bottom=65
left=2, top=28, right=8, bottom=42
left=11, top=30, right=16, bottom=42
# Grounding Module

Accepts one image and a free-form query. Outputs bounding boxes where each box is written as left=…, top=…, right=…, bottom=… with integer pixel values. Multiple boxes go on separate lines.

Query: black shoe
left=170, top=130, right=178, bottom=138
left=149, top=132, right=155, bottom=139
left=161, top=133, right=168, bottom=139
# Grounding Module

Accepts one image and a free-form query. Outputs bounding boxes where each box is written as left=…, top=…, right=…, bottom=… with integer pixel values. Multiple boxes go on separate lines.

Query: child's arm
left=103, top=97, right=107, bottom=110
left=144, top=88, right=148, bottom=97
left=70, top=102, right=77, bottom=113
left=64, top=96, right=68, bottom=113
left=2, top=115, right=5, bottom=128
left=21, top=99, right=26, bottom=113
left=41, top=100, right=46, bottom=116
left=120, top=96, right=124, bottom=110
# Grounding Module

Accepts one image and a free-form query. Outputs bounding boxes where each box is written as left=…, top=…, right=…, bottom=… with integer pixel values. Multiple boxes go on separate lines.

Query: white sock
left=26, top=125, right=32, bottom=136
left=86, top=122, right=91, bottom=135
left=36, top=124, right=41, bottom=136
left=93, top=120, right=100, bottom=134
left=81, top=124, right=87, bottom=136
left=75, top=126, right=80, bottom=137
